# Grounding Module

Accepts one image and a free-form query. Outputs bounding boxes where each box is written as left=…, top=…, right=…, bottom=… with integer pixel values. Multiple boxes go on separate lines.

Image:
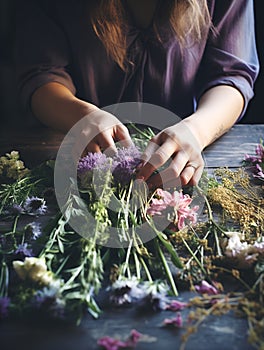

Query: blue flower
left=33, top=281, right=65, bottom=319
left=15, top=243, right=33, bottom=257
left=23, top=196, right=47, bottom=215
left=0, top=296, right=10, bottom=319
left=25, top=222, right=42, bottom=240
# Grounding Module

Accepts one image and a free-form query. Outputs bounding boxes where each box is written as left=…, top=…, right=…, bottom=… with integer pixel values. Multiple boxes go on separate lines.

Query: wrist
left=180, top=116, right=206, bottom=151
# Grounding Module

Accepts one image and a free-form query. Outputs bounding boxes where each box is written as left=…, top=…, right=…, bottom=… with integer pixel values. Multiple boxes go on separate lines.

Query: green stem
left=181, top=236, right=207, bottom=276
left=139, top=256, right=153, bottom=282
left=154, top=238, right=178, bottom=296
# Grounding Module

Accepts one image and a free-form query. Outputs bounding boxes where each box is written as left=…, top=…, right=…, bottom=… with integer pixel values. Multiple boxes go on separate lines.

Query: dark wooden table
left=0, top=124, right=263, bottom=350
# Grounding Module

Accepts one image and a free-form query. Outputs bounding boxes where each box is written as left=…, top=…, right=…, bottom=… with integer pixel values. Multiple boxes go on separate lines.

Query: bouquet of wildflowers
left=0, top=135, right=200, bottom=324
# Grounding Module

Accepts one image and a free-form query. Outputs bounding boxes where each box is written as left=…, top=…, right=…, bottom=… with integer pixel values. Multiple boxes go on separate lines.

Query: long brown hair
left=91, top=0, right=211, bottom=70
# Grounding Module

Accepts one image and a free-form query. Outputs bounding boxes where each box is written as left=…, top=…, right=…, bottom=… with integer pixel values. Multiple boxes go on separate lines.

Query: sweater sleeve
left=195, top=0, right=259, bottom=120
left=14, top=0, right=76, bottom=116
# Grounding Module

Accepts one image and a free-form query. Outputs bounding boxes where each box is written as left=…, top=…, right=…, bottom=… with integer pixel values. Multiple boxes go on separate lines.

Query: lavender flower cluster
left=77, top=146, right=142, bottom=186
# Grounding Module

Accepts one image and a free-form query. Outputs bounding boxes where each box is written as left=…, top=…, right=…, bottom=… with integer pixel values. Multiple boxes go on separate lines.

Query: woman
left=14, top=0, right=259, bottom=187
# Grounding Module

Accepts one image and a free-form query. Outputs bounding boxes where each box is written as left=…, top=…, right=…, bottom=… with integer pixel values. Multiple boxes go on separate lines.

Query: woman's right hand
left=72, top=109, right=134, bottom=158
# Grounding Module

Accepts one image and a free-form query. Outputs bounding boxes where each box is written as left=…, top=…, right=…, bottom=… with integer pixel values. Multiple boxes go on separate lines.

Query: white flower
left=13, top=257, right=54, bottom=285
left=225, top=232, right=249, bottom=257
left=224, top=232, right=264, bottom=268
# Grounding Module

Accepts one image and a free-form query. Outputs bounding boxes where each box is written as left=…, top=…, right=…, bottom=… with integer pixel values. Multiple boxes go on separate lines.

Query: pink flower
left=97, top=329, right=142, bottom=350
left=163, top=313, right=183, bottom=328
left=97, top=336, right=127, bottom=350
left=147, top=189, right=199, bottom=230
left=194, top=280, right=218, bottom=295
left=166, top=299, right=188, bottom=311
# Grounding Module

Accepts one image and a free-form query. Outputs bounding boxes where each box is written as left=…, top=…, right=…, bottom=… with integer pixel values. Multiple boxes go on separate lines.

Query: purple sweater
left=14, top=0, right=259, bottom=121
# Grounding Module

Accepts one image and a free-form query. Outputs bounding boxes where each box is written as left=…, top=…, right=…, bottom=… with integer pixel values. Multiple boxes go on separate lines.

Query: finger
left=140, top=139, right=160, bottom=163
left=146, top=172, right=182, bottom=190
left=187, top=165, right=204, bottom=186
left=114, top=125, right=134, bottom=148
left=96, top=130, right=118, bottom=156
left=137, top=140, right=179, bottom=181
left=83, top=142, right=101, bottom=155
left=180, top=164, right=198, bottom=186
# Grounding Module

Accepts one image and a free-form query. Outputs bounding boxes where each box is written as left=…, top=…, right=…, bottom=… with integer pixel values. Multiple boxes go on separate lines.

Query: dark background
left=0, top=0, right=263, bottom=126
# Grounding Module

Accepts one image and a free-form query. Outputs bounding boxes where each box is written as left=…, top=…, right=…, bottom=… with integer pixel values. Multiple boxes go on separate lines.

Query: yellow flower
left=13, top=257, right=53, bottom=285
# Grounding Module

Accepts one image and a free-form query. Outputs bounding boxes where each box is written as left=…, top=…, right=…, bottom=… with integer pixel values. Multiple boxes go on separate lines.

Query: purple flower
left=33, top=282, right=65, bottom=319
left=194, top=280, right=218, bottom=295
left=112, top=146, right=141, bottom=185
left=253, top=163, right=264, bottom=180
left=25, top=222, right=42, bottom=240
left=77, top=152, right=108, bottom=174
left=15, top=243, right=33, bottom=258
left=166, top=299, right=188, bottom=311
left=0, top=296, right=10, bottom=319
left=23, top=196, right=47, bottom=215
left=163, top=313, right=183, bottom=328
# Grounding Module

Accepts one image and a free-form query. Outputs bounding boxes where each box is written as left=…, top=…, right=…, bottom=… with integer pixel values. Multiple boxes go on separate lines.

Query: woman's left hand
left=136, top=121, right=204, bottom=188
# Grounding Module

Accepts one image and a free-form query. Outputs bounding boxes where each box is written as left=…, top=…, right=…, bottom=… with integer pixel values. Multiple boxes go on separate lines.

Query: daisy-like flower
left=194, top=280, right=218, bottom=295
left=112, top=146, right=141, bottom=185
left=147, top=188, right=199, bottom=230
left=0, top=296, right=10, bottom=319
left=23, top=196, right=47, bottom=215
left=163, top=313, right=183, bottom=328
left=109, top=277, right=145, bottom=306
left=15, top=243, right=33, bottom=258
